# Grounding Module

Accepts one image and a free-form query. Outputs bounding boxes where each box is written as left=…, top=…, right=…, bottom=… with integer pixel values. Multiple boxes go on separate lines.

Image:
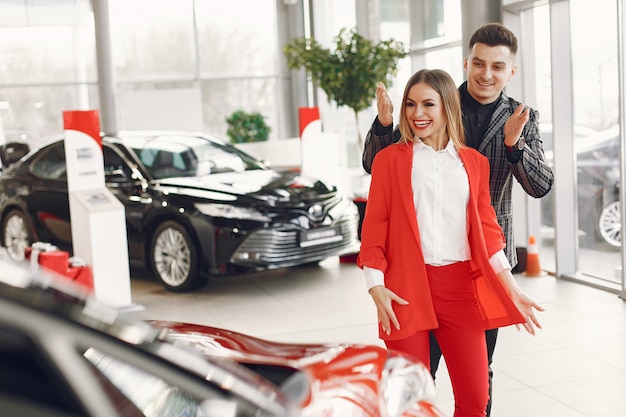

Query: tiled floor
left=129, top=257, right=626, bottom=417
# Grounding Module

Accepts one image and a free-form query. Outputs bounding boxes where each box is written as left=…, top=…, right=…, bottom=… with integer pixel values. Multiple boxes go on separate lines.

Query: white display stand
left=301, top=130, right=347, bottom=192
left=63, top=110, right=132, bottom=308
left=299, top=111, right=348, bottom=193
left=68, top=189, right=132, bottom=307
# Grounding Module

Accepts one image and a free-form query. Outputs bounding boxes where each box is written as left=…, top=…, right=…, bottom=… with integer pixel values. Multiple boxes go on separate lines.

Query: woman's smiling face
left=404, top=82, right=447, bottom=143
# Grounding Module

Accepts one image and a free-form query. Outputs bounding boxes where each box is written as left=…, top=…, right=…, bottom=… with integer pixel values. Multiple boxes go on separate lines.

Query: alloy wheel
left=598, top=201, right=621, bottom=247
left=151, top=221, right=200, bottom=291
left=2, top=211, right=30, bottom=261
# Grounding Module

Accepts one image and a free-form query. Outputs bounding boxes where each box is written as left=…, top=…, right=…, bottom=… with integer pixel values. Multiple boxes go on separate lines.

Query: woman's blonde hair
left=398, top=69, right=466, bottom=150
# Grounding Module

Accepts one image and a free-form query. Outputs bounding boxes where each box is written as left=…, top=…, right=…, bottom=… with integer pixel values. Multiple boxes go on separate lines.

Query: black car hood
left=154, top=169, right=337, bottom=204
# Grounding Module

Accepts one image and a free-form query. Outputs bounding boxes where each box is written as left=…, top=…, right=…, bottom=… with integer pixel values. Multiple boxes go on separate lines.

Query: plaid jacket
left=362, top=85, right=554, bottom=267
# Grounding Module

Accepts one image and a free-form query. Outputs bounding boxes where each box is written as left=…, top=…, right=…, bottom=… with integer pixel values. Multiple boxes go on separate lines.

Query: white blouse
left=413, top=138, right=471, bottom=265
left=364, top=139, right=510, bottom=289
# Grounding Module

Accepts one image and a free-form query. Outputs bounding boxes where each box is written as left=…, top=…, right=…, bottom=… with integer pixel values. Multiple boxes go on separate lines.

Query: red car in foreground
left=159, top=322, right=445, bottom=417
left=0, top=256, right=445, bottom=417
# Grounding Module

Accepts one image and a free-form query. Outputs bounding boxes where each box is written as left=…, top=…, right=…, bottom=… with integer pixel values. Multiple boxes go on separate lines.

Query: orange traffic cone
left=523, top=235, right=546, bottom=277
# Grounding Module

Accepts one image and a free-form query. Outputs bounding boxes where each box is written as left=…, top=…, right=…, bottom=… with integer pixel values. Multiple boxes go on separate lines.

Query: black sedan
left=0, top=131, right=360, bottom=292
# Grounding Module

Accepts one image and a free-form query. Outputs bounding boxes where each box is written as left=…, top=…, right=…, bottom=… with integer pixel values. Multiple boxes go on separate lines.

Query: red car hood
left=151, top=320, right=387, bottom=376
left=150, top=321, right=446, bottom=417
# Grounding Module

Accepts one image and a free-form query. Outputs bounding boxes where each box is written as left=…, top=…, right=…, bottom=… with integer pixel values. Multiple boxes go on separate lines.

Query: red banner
left=298, top=107, right=320, bottom=138
left=63, top=110, right=101, bottom=148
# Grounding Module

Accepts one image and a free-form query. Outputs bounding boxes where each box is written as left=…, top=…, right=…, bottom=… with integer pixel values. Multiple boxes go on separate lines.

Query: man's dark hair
left=469, top=22, right=518, bottom=55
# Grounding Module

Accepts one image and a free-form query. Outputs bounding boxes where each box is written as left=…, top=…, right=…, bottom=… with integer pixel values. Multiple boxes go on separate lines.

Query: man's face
left=464, top=42, right=517, bottom=105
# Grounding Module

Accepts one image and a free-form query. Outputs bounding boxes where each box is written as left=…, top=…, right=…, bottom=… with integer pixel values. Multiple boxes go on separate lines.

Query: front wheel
left=2, top=209, right=33, bottom=261
left=598, top=201, right=621, bottom=247
left=149, top=221, right=205, bottom=292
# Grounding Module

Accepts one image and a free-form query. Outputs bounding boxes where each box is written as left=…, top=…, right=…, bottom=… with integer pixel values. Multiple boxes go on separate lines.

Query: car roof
left=107, top=130, right=227, bottom=144
left=29, top=130, right=227, bottom=148
left=107, top=131, right=221, bottom=154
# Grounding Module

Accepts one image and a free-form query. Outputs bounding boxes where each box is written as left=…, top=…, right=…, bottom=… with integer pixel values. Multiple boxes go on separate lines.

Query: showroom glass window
left=176, top=0, right=279, bottom=140
left=108, top=0, right=196, bottom=81
left=533, top=5, right=556, bottom=273
left=0, top=0, right=281, bottom=143
left=420, top=0, right=462, bottom=85
left=375, top=0, right=461, bottom=129
left=108, top=0, right=200, bottom=136
left=378, top=0, right=462, bottom=78
left=109, top=0, right=279, bottom=139
left=0, top=0, right=97, bottom=144
left=375, top=0, right=411, bottom=130
left=533, top=0, right=621, bottom=287
left=571, top=0, right=620, bottom=283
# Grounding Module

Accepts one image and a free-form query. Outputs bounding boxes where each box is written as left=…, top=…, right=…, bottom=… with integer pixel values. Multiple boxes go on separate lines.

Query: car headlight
left=195, top=203, right=271, bottom=222
left=381, top=353, right=438, bottom=417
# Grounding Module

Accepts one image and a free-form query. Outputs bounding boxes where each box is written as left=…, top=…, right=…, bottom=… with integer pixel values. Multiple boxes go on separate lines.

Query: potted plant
left=225, top=110, right=271, bottom=143
left=283, top=27, right=407, bottom=148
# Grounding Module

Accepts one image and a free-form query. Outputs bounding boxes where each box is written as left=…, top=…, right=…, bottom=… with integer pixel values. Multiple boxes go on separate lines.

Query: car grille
left=231, top=215, right=360, bottom=267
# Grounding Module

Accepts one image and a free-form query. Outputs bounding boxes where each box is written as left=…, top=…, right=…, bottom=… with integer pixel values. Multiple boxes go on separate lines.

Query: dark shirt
left=459, top=83, right=498, bottom=150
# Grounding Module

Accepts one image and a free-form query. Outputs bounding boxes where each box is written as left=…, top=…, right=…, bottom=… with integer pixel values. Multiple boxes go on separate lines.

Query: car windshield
left=123, top=134, right=266, bottom=180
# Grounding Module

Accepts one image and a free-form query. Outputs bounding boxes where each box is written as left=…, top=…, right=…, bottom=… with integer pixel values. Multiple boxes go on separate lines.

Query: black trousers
left=430, top=328, right=498, bottom=417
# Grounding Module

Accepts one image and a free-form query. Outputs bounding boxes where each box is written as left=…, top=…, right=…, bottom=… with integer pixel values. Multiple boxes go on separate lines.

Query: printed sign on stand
left=63, top=110, right=104, bottom=192
left=63, top=110, right=133, bottom=308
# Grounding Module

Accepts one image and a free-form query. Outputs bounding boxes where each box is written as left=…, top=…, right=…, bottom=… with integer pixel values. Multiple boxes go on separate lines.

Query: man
left=361, top=22, right=554, bottom=416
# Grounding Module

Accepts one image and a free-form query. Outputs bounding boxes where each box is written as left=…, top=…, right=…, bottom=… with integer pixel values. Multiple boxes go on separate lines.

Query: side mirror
left=0, top=142, right=30, bottom=167
left=105, top=169, right=129, bottom=184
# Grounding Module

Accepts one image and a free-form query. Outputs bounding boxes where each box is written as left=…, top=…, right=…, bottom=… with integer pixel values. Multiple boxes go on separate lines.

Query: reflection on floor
left=130, top=257, right=626, bottom=417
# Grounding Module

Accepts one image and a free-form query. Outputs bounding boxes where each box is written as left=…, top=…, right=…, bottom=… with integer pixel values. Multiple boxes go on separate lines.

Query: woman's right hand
left=368, top=285, right=409, bottom=336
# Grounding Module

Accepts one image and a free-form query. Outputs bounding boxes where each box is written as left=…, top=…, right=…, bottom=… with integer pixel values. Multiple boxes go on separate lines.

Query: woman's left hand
left=512, top=292, right=544, bottom=335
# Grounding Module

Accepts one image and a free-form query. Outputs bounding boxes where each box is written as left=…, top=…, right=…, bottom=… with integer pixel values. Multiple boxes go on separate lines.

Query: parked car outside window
left=541, top=123, right=621, bottom=247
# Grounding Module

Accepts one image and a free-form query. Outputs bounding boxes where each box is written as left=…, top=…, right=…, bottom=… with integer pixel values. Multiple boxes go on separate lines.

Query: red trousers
left=385, top=261, right=489, bottom=417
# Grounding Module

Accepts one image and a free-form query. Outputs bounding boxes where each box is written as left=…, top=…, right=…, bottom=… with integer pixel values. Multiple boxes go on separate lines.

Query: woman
left=357, top=69, right=543, bottom=417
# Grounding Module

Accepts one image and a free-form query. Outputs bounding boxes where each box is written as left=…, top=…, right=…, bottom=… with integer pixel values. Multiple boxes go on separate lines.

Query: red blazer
left=358, top=142, right=525, bottom=341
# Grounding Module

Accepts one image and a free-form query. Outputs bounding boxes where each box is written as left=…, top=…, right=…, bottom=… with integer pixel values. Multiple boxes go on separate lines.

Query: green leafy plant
left=283, top=27, right=408, bottom=146
left=225, top=110, right=271, bottom=143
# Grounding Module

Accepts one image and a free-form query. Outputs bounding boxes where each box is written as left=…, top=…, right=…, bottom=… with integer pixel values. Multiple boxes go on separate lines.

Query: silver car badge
left=308, top=204, right=324, bottom=219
